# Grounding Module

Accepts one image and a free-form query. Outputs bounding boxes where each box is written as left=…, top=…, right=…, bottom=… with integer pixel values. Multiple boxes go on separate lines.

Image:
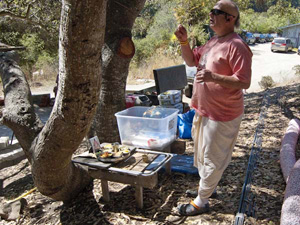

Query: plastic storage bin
left=115, top=106, right=179, bottom=150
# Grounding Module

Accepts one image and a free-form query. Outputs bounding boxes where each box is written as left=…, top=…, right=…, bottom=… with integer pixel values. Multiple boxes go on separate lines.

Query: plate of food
left=95, top=143, right=135, bottom=163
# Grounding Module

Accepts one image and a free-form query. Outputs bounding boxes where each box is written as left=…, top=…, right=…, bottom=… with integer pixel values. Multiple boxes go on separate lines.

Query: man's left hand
left=195, top=69, right=213, bottom=83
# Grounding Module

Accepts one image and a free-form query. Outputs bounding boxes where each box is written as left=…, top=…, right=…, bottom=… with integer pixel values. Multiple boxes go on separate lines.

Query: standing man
left=174, top=0, right=252, bottom=216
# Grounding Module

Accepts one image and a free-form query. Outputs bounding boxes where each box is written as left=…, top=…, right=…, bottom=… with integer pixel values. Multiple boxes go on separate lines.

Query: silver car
left=271, top=38, right=293, bottom=53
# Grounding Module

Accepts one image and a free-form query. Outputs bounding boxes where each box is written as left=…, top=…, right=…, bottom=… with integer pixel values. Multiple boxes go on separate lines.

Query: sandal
left=178, top=201, right=209, bottom=216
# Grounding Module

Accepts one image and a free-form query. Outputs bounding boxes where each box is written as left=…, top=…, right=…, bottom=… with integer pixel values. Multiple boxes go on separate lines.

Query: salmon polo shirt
left=191, top=32, right=253, bottom=122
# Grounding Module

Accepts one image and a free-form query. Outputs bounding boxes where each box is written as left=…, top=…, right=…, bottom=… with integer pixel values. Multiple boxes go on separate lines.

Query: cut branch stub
left=117, top=37, right=135, bottom=59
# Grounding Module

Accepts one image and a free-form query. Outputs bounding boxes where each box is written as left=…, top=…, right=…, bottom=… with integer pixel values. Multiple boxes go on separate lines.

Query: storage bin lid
left=115, top=106, right=179, bottom=119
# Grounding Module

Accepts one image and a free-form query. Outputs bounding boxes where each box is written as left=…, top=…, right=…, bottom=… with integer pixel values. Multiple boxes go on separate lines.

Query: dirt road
left=248, top=42, right=300, bottom=92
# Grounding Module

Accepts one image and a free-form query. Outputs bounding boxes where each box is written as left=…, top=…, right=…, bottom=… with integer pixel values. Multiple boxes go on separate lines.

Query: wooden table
left=72, top=148, right=174, bottom=208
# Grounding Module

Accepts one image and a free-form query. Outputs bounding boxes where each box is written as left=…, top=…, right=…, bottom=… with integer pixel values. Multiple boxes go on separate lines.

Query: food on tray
left=103, top=143, right=112, bottom=148
left=120, top=146, right=130, bottom=154
left=120, top=146, right=128, bottom=150
left=122, top=149, right=130, bottom=155
left=100, top=152, right=112, bottom=158
left=112, top=151, right=123, bottom=158
left=95, top=143, right=135, bottom=162
left=103, top=149, right=112, bottom=153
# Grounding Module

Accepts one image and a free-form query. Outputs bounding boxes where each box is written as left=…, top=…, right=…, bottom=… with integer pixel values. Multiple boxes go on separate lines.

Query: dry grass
left=128, top=51, right=182, bottom=85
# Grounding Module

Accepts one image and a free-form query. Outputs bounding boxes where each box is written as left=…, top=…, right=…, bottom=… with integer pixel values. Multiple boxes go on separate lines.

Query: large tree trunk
left=0, top=0, right=107, bottom=201
left=89, top=0, right=146, bottom=143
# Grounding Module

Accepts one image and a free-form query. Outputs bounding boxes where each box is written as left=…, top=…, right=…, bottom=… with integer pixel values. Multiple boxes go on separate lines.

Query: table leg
left=101, top=179, right=110, bottom=202
left=135, top=185, right=143, bottom=209
left=164, top=145, right=171, bottom=174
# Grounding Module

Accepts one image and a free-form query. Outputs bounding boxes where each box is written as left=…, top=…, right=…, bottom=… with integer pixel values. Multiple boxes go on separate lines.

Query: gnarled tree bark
left=89, top=0, right=146, bottom=143
left=0, top=0, right=107, bottom=201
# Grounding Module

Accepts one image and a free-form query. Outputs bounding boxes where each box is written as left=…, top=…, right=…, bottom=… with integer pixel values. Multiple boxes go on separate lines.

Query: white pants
left=192, top=112, right=243, bottom=199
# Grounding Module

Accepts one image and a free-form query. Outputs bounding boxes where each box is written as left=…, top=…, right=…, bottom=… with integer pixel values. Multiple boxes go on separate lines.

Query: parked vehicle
left=271, top=37, right=293, bottom=53
left=259, top=34, right=266, bottom=43
left=270, top=33, right=278, bottom=39
left=245, top=32, right=256, bottom=44
left=253, top=33, right=266, bottom=43
left=253, top=33, right=260, bottom=43
left=265, top=34, right=273, bottom=42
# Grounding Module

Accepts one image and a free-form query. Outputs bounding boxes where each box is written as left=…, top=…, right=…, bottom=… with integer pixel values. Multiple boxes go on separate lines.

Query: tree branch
left=0, top=52, right=44, bottom=157
left=0, top=10, right=47, bottom=31
left=26, top=4, right=31, bottom=19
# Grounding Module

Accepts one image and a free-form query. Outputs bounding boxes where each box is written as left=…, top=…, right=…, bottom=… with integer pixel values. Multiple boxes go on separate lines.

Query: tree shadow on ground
left=59, top=183, right=105, bottom=225
left=1, top=171, right=34, bottom=199
left=52, top=173, right=189, bottom=224
left=1, top=174, right=34, bottom=199
left=97, top=172, right=187, bottom=223
left=0, top=161, right=30, bottom=197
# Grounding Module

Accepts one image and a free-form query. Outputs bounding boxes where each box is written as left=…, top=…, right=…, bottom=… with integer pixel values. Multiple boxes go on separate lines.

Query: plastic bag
left=177, top=109, right=195, bottom=139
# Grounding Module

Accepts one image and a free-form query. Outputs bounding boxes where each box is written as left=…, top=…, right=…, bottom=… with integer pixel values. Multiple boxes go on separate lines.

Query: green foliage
left=174, top=0, right=252, bottom=25
left=19, top=34, right=44, bottom=66
left=174, top=0, right=216, bottom=27
left=133, top=17, right=151, bottom=39
left=249, top=0, right=300, bottom=12
left=36, top=51, right=57, bottom=70
left=133, top=36, right=160, bottom=66
left=258, top=76, right=275, bottom=89
left=0, top=0, right=60, bottom=81
left=235, top=0, right=252, bottom=11
left=267, top=3, right=300, bottom=27
left=132, top=1, right=177, bottom=66
left=0, top=19, right=23, bottom=46
left=147, top=2, right=177, bottom=41
left=240, top=10, right=272, bottom=33
left=172, top=0, right=214, bottom=46
left=189, top=25, right=210, bottom=46
left=133, top=0, right=215, bottom=66
left=17, top=33, right=57, bottom=80
left=0, top=0, right=61, bottom=34
left=132, top=0, right=162, bottom=39
left=239, top=3, right=300, bottom=34
left=0, top=31, right=20, bottom=46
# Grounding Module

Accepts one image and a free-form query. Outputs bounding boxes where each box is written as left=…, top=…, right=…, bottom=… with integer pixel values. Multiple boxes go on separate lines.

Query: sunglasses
left=210, top=9, right=235, bottom=18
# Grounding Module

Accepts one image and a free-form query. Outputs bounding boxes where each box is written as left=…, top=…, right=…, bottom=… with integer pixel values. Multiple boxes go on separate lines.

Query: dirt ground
left=1, top=82, right=300, bottom=225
